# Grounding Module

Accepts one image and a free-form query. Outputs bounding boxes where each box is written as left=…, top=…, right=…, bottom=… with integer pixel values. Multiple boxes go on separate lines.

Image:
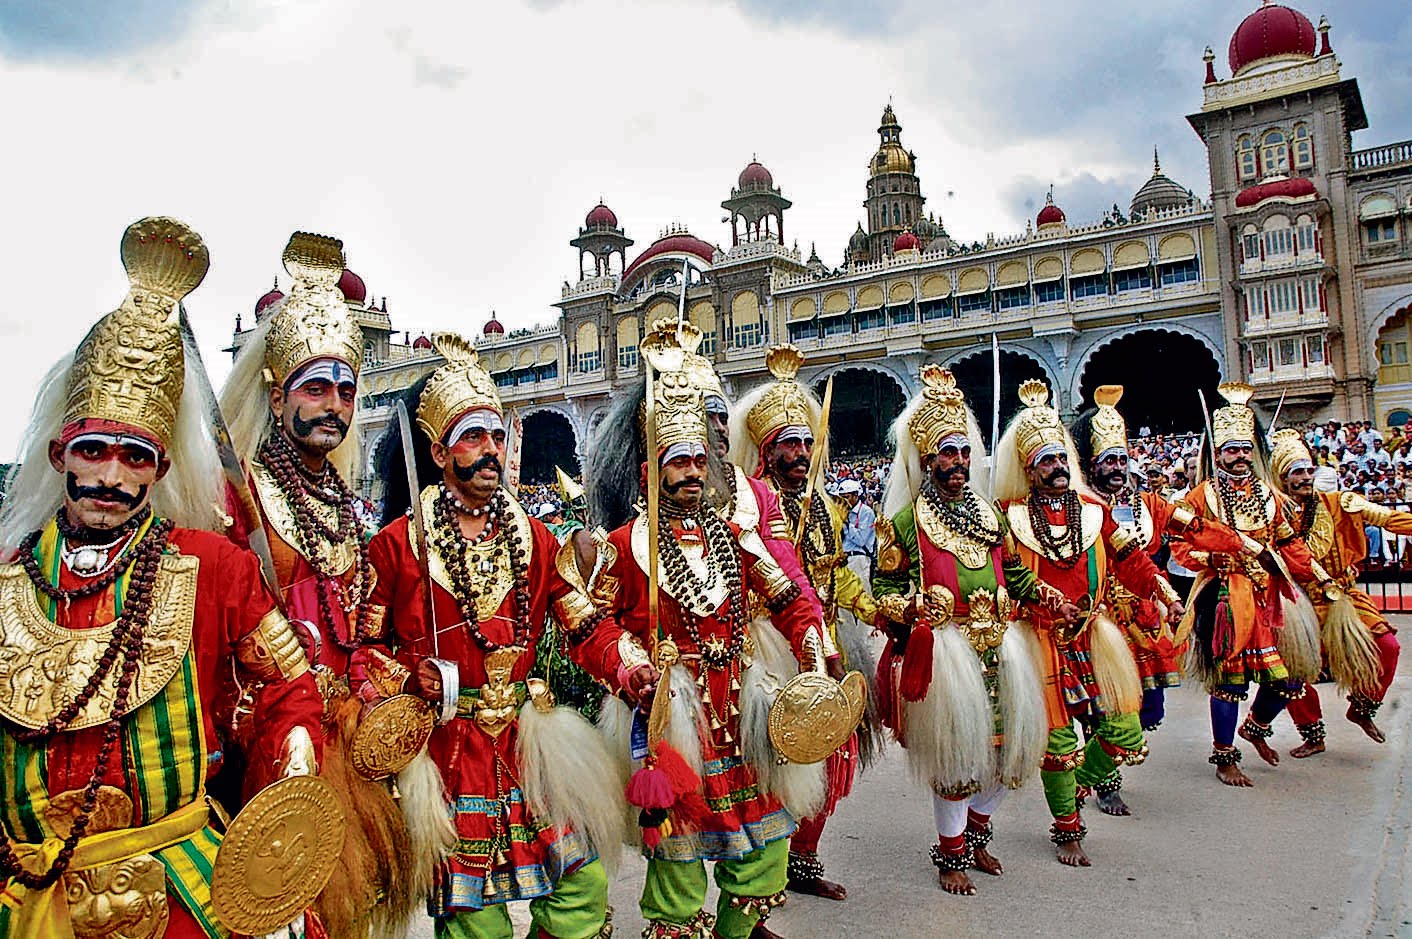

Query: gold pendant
left=474, top=646, right=525, bottom=737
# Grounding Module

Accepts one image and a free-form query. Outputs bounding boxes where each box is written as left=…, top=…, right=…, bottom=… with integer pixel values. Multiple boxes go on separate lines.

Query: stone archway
left=1076, top=328, right=1221, bottom=435
left=520, top=409, right=580, bottom=485
left=810, top=367, right=906, bottom=457
left=946, top=348, right=1051, bottom=449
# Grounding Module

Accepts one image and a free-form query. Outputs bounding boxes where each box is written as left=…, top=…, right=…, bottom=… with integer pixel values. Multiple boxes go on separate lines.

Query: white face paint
left=66, top=432, right=159, bottom=463
left=446, top=408, right=505, bottom=444
left=660, top=441, right=707, bottom=465
left=1029, top=442, right=1066, bottom=467
left=285, top=357, right=356, bottom=391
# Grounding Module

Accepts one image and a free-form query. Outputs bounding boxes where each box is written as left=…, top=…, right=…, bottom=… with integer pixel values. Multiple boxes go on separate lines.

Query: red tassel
left=822, top=734, right=859, bottom=815
left=653, top=742, right=710, bottom=832
left=899, top=623, right=934, bottom=703
left=1213, top=598, right=1233, bottom=657
left=625, top=763, right=675, bottom=811
left=641, top=825, right=663, bottom=850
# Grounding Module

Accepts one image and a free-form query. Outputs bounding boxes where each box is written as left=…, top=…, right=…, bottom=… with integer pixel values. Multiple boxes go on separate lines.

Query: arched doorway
left=811, top=368, right=905, bottom=456
left=948, top=349, right=1050, bottom=448
left=520, top=410, right=579, bottom=485
left=1077, top=329, right=1220, bottom=435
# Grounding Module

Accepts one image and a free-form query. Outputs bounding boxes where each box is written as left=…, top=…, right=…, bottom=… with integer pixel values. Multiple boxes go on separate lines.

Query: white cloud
left=0, top=0, right=1407, bottom=454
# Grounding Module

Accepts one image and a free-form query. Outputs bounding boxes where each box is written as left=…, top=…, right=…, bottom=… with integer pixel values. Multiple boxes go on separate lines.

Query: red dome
left=622, top=232, right=716, bottom=282
left=338, top=268, right=367, bottom=304
left=1229, top=3, right=1316, bottom=77
left=585, top=203, right=618, bottom=229
left=892, top=229, right=920, bottom=252
left=738, top=161, right=773, bottom=189
left=254, top=283, right=284, bottom=318
left=1234, top=175, right=1317, bottom=208
left=412, top=334, right=432, bottom=349
left=1037, top=202, right=1066, bottom=227
left=482, top=314, right=505, bottom=336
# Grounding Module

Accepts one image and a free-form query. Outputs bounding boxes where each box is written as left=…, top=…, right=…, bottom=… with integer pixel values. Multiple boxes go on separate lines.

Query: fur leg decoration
left=901, top=625, right=993, bottom=794
left=1321, top=593, right=1382, bottom=698
left=396, top=746, right=457, bottom=911
left=516, top=700, right=628, bottom=875
left=1088, top=614, right=1142, bottom=716
left=836, top=612, right=887, bottom=771
left=597, top=694, right=643, bottom=847
left=995, top=623, right=1048, bottom=786
left=315, top=696, right=416, bottom=939
left=740, top=656, right=826, bottom=820
left=1273, top=589, right=1323, bottom=684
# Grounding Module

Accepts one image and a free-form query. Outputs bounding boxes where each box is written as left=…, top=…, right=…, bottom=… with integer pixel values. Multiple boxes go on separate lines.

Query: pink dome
left=585, top=203, right=618, bottom=229
left=338, top=268, right=367, bottom=304
left=738, top=161, right=774, bottom=189
left=892, top=229, right=920, bottom=252
left=254, top=281, right=284, bottom=318
left=1037, top=202, right=1066, bottom=227
left=622, top=232, right=716, bottom=282
left=412, top=333, right=433, bottom=349
left=482, top=314, right=505, bottom=336
left=1229, top=3, right=1317, bottom=77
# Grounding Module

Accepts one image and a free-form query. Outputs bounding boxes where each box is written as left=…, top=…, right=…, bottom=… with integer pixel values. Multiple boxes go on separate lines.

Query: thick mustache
left=66, top=474, right=143, bottom=508
left=779, top=457, right=809, bottom=472
left=452, top=454, right=502, bottom=481
left=665, top=476, right=704, bottom=494
left=1044, top=469, right=1070, bottom=485
left=291, top=408, right=349, bottom=438
left=936, top=464, right=969, bottom=484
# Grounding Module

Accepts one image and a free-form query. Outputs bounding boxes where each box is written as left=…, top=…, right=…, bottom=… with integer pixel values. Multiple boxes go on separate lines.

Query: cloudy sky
left=0, top=0, right=1408, bottom=452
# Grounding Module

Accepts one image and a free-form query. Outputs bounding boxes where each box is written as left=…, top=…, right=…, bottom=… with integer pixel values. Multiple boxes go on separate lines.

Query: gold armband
left=768, top=517, right=792, bottom=541
left=1167, top=503, right=1197, bottom=534
left=617, top=634, right=651, bottom=673
left=552, top=589, right=599, bottom=637
left=1036, top=581, right=1067, bottom=612
left=924, top=584, right=955, bottom=623
left=875, top=517, right=907, bottom=574
left=1341, top=489, right=1394, bottom=527
left=800, top=627, right=827, bottom=673
left=876, top=592, right=914, bottom=625
left=1153, top=578, right=1181, bottom=607
left=363, top=602, right=389, bottom=641
left=1108, top=526, right=1143, bottom=561
left=236, top=609, right=310, bottom=683
left=751, top=555, right=799, bottom=603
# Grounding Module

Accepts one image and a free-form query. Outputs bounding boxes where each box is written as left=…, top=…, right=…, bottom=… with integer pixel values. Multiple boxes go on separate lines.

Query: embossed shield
left=211, top=775, right=345, bottom=935
left=350, top=693, right=435, bottom=780
left=767, top=671, right=867, bottom=765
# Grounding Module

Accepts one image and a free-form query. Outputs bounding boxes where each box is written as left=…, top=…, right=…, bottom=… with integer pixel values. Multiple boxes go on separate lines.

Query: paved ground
left=410, top=615, right=1412, bottom=938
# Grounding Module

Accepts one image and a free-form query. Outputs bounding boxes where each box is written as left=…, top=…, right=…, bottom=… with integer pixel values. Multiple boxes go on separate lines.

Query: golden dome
left=871, top=144, right=914, bottom=176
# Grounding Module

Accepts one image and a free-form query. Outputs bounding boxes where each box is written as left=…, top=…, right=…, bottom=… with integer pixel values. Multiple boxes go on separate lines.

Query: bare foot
left=1238, top=724, right=1280, bottom=766
left=786, top=877, right=846, bottom=901
left=1215, top=762, right=1253, bottom=787
left=1347, top=705, right=1387, bottom=744
left=1096, top=790, right=1131, bottom=817
left=1055, top=841, right=1091, bottom=867
left=1289, top=740, right=1325, bottom=759
left=938, top=868, right=976, bottom=895
left=972, top=846, right=1003, bottom=876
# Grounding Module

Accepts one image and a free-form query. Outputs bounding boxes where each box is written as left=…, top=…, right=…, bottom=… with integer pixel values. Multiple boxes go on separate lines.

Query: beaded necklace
left=259, top=432, right=373, bottom=652
left=430, top=485, right=533, bottom=652
left=923, top=480, right=1002, bottom=547
left=656, top=503, right=749, bottom=669
left=1215, top=469, right=1270, bottom=530
left=1, top=516, right=173, bottom=888
left=1027, top=489, right=1085, bottom=569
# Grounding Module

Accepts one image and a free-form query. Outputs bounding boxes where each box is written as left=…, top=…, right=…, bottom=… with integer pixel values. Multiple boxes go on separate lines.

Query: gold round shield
left=767, top=671, right=867, bottom=765
left=211, top=774, right=346, bottom=935
left=350, top=693, right=435, bottom=780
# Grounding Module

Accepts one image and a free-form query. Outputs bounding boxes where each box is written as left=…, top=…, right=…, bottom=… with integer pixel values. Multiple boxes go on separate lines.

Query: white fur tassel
left=395, top=748, right=456, bottom=906
left=995, top=623, right=1048, bottom=786
left=1088, top=614, right=1142, bottom=715
left=1275, top=588, right=1323, bottom=683
left=740, top=656, right=826, bottom=819
left=596, top=694, right=635, bottom=793
left=663, top=665, right=708, bottom=780
left=1321, top=592, right=1382, bottom=697
left=901, top=625, right=994, bottom=793
left=515, top=702, right=627, bottom=875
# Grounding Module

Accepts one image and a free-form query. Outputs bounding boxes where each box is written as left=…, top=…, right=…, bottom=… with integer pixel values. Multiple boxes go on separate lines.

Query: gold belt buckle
left=67, top=854, right=170, bottom=939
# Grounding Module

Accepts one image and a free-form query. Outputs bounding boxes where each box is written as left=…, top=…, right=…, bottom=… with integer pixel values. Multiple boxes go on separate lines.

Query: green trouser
left=1039, top=713, right=1144, bottom=819
left=641, top=839, right=788, bottom=939
left=434, top=859, right=609, bottom=939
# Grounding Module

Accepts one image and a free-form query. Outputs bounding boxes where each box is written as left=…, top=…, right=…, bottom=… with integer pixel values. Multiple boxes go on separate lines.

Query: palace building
left=229, top=1, right=1412, bottom=491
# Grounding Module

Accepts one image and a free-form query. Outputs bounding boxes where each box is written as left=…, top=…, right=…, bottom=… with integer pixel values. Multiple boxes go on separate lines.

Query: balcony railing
left=1351, top=140, right=1412, bottom=174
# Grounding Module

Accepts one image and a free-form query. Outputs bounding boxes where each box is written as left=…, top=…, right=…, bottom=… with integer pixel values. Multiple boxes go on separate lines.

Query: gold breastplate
left=251, top=460, right=356, bottom=577
left=915, top=492, right=996, bottom=570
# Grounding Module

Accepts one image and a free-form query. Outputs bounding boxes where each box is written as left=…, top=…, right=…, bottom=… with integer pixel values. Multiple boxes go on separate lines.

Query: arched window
left=1237, top=135, right=1258, bottom=182
left=1292, top=123, right=1314, bottom=171
left=1262, top=215, right=1294, bottom=260
left=1261, top=129, right=1289, bottom=177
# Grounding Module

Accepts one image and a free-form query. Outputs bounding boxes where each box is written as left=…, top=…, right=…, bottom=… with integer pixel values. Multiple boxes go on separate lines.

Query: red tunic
left=573, top=516, right=820, bottom=861
left=368, top=507, right=591, bottom=913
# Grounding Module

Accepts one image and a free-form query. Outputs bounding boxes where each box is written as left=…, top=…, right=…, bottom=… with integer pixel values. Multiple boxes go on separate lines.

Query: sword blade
left=395, top=400, right=439, bottom=657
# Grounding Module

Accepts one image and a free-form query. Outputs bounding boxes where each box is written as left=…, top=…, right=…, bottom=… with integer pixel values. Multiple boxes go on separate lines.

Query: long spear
left=990, top=332, right=1001, bottom=451
left=794, top=375, right=835, bottom=547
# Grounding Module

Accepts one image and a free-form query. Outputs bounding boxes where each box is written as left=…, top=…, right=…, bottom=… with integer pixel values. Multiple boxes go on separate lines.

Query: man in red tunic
left=1069, top=385, right=1248, bottom=815
left=0, top=218, right=323, bottom=938
left=573, top=336, right=831, bottom=939
left=220, top=232, right=415, bottom=936
left=369, top=333, right=618, bottom=939
left=993, top=380, right=1184, bottom=867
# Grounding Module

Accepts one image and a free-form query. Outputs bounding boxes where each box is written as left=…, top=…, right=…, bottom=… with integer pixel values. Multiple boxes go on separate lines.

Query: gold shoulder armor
left=1341, top=489, right=1392, bottom=527
left=1168, top=503, right=1197, bottom=533
left=876, top=516, right=907, bottom=574
left=235, top=608, right=310, bottom=683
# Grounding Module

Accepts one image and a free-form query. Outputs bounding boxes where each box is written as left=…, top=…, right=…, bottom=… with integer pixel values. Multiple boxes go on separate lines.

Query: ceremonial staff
left=793, top=375, right=834, bottom=547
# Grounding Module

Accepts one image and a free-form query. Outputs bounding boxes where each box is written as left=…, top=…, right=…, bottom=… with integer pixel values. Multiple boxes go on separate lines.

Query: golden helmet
left=64, top=217, right=209, bottom=449
left=1011, top=379, right=1067, bottom=467
left=263, top=232, right=364, bottom=388
left=641, top=326, right=709, bottom=459
left=1088, top=385, right=1128, bottom=460
left=1212, top=381, right=1257, bottom=451
left=416, top=333, right=503, bottom=443
left=907, top=365, right=971, bottom=454
left=1269, top=428, right=1315, bottom=486
left=744, top=345, right=817, bottom=448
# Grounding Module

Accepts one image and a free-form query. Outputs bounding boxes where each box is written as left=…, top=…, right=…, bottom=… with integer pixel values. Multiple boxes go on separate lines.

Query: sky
left=0, top=0, right=1408, bottom=453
